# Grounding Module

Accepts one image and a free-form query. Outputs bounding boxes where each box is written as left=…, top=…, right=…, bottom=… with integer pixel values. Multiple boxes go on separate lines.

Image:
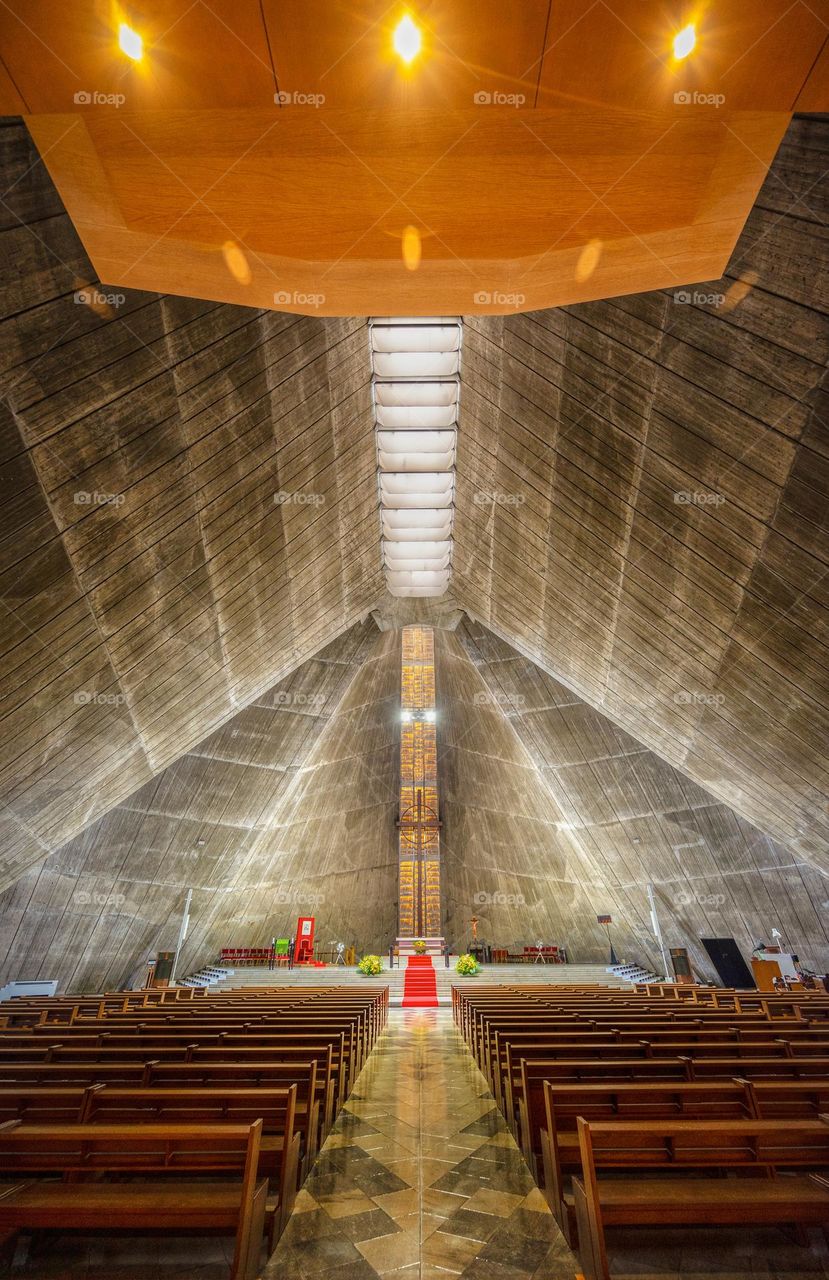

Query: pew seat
left=573, top=1118, right=829, bottom=1280
left=0, top=1121, right=267, bottom=1280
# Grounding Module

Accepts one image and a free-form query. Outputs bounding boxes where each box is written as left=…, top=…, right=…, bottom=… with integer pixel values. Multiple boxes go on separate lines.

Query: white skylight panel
left=371, top=324, right=461, bottom=353
left=380, top=488, right=453, bottom=511
left=378, top=430, right=455, bottom=452
left=374, top=381, right=458, bottom=407
left=378, top=449, right=455, bottom=472
left=384, top=540, right=451, bottom=558
left=382, top=512, right=452, bottom=540
left=375, top=403, right=457, bottom=428
left=373, top=351, right=459, bottom=379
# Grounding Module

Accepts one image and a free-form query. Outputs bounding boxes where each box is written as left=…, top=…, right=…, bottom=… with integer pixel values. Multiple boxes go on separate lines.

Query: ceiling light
left=672, top=23, right=695, bottom=59
left=393, top=14, right=422, bottom=64
left=118, top=21, right=143, bottom=61
left=402, top=225, right=422, bottom=271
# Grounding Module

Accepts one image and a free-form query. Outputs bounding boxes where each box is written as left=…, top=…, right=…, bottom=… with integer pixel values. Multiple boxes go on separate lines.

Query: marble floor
left=263, top=1010, right=829, bottom=1280
left=1, top=1009, right=828, bottom=1277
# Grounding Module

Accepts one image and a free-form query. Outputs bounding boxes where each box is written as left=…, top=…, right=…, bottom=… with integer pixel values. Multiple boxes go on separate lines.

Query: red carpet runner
left=401, top=954, right=439, bottom=1007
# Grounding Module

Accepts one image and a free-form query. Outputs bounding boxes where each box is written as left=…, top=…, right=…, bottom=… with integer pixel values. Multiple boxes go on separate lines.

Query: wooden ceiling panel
left=25, top=105, right=789, bottom=316
left=262, top=0, right=549, bottom=109
left=0, top=1, right=275, bottom=112
left=538, top=0, right=829, bottom=111
left=794, top=35, right=829, bottom=111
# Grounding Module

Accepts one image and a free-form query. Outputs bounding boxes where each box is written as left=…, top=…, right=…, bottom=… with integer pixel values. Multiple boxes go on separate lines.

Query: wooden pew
left=572, top=1118, right=829, bottom=1280
left=536, top=1079, right=754, bottom=1241
left=188, top=1041, right=345, bottom=1114
left=0, top=1120, right=267, bottom=1280
left=0, top=1086, right=95, bottom=1125
left=80, top=1086, right=300, bottom=1244
left=748, top=1079, right=829, bottom=1117
left=0, top=1063, right=155, bottom=1086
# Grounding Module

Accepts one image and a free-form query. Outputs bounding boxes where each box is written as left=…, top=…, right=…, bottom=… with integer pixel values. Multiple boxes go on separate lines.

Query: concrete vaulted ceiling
left=0, top=97, right=827, bottom=985
left=450, top=112, right=829, bottom=875
left=0, top=119, right=383, bottom=892
left=4, top=614, right=827, bottom=991
left=0, top=621, right=400, bottom=991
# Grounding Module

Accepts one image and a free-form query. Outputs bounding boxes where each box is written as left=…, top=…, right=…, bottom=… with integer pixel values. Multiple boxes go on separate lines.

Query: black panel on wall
left=700, top=937, right=756, bottom=989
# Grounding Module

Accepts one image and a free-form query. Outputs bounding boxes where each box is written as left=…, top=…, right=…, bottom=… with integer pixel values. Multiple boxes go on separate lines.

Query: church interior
left=0, top=2, right=828, bottom=1277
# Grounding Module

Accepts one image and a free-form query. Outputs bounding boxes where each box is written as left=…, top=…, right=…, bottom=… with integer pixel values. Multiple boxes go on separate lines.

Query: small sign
left=596, top=914, right=612, bottom=925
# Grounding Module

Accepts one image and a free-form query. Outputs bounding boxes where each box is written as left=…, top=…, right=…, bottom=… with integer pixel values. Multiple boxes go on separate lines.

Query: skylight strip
left=371, top=317, right=462, bottom=598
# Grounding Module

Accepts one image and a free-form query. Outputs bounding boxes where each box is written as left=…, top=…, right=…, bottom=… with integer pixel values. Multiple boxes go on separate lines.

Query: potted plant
left=356, top=954, right=383, bottom=976
left=413, top=939, right=427, bottom=954
left=456, top=953, right=480, bottom=976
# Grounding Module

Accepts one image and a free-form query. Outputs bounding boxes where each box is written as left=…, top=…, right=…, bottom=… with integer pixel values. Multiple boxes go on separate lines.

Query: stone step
left=206, top=961, right=632, bottom=993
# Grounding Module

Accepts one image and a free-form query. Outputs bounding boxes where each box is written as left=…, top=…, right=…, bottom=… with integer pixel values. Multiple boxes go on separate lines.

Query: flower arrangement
left=456, top=953, right=480, bottom=976
left=356, top=954, right=383, bottom=976
left=413, top=939, right=427, bottom=954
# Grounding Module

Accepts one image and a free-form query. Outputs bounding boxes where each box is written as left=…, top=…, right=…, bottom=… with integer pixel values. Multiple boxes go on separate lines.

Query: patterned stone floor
left=264, top=1008, right=829, bottom=1280
left=263, top=1006, right=571, bottom=1280
left=1, top=1007, right=828, bottom=1277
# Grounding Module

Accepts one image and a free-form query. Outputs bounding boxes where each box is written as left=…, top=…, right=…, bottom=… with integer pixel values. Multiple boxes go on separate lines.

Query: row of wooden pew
left=453, top=982, right=829, bottom=1280
left=0, top=983, right=388, bottom=1278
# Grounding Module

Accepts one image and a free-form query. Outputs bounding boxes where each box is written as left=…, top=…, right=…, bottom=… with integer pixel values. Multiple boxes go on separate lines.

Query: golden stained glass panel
left=398, top=626, right=442, bottom=940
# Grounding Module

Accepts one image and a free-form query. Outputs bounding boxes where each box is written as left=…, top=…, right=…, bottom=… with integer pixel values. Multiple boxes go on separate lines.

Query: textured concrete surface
left=0, top=112, right=827, bottom=993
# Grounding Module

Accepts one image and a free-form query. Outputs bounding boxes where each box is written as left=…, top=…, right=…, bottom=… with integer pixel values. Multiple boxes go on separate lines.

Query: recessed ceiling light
left=673, top=23, right=696, bottom=59
left=118, top=21, right=143, bottom=61
left=393, top=14, right=422, bottom=64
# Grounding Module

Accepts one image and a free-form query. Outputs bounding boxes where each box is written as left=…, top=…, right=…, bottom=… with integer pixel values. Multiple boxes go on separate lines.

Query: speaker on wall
left=700, top=937, right=755, bottom=989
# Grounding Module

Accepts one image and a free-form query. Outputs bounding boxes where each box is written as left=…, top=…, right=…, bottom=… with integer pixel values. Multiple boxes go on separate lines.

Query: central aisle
left=264, top=1007, right=575, bottom=1279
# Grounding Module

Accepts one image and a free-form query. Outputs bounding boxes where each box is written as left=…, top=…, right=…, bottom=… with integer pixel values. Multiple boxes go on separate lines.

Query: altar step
left=206, top=961, right=634, bottom=1000
left=401, top=955, right=439, bottom=1008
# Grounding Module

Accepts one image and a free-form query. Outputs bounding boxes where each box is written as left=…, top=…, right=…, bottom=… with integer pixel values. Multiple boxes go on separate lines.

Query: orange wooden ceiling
left=2, top=0, right=827, bottom=315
